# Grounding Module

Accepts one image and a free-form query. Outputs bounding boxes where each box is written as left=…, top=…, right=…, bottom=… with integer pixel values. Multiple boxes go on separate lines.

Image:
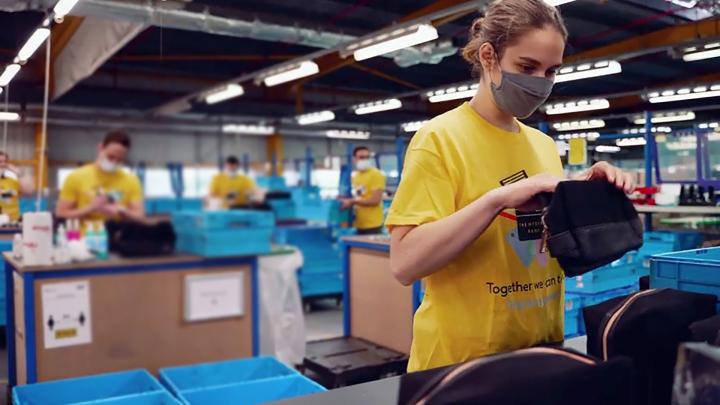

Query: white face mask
left=98, top=156, right=119, bottom=173
left=355, top=159, right=373, bottom=171
left=226, top=169, right=239, bottom=178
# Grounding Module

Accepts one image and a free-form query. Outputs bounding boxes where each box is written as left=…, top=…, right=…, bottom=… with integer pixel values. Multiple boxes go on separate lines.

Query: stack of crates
left=564, top=285, right=637, bottom=338
left=275, top=225, right=343, bottom=299
left=13, top=369, right=178, bottom=405
left=651, top=247, right=720, bottom=311
left=172, top=210, right=274, bottom=257
left=625, top=231, right=704, bottom=277
left=159, top=357, right=325, bottom=404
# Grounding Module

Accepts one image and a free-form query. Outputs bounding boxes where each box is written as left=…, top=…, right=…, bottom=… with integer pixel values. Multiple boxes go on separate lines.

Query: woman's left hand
left=577, top=161, right=635, bottom=194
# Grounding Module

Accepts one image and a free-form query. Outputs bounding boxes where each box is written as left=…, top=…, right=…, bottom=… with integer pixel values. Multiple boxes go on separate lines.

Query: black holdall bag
left=106, top=220, right=176, bottom=257
left=397, top=347, right=636, bottom=405
left=689, top=314, right=720, bottom=346
left=583, top=289, right=717, bottom=405
left=542, top=180, right=644, bottom=277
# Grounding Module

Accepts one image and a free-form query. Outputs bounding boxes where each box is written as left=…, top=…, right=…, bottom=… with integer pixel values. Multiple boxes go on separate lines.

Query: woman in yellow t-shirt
left=208, top=156, right=260, bottom=209
left=0, top=151, right=31, bottom=221
left=386, top=0, right=635, bottom=372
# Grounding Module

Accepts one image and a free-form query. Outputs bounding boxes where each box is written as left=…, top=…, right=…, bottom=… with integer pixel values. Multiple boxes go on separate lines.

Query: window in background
left=183, top=167, right=219, bottom=198
left=57, top=167, right=75, bottom=190
left=706, top=132, right=720, bottom=180
left=313, top=169, right=340, bottom=199
left=656, top=134, right=697, bottom=182
left=144, top=168, right=174, bottom=197
left=283, top=169, right=300, bottom=187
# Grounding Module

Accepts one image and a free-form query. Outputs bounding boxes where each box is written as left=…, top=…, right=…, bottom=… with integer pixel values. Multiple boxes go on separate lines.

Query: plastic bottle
left=12, top=233, right=22, bottom=259
left=66, top=219, right=80, bottom=241
left=56, top=224, right=68, bottom=247
left=86, top=222, right=98, bottom=256
left=95, top=221, right=109, bottom=261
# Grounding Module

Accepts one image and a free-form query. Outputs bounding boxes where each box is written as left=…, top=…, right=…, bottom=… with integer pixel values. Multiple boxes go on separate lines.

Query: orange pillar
left=34, top=124, right=48, bottom=191
left=266, top=132, right=283, bottom=176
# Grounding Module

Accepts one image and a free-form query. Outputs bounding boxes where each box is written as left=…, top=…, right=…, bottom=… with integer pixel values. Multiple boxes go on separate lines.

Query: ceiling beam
left=564, top=15, right=720, bottom=63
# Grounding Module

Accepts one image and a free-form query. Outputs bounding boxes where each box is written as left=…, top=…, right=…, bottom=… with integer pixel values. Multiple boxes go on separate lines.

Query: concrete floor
left=305, top=300, right=344, bottom=341
left=0, top=303, right=343, bottom=405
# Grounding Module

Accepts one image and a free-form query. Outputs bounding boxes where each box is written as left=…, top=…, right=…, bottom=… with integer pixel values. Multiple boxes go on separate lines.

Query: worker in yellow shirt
left=0, top=151, right=31, bottom=221
left=56, top=130, right=144, bottom=224
left=386, top=0, right=635, bottom=373
left=209, top=156, right=260, bottom=208
left=340, top=146, right=386, bottom=235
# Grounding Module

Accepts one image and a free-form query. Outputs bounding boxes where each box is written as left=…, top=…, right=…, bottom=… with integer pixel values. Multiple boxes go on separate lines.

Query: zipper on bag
left=413, top=347, right=596, bottom=405
left=600, top=289, right=662, bottom=361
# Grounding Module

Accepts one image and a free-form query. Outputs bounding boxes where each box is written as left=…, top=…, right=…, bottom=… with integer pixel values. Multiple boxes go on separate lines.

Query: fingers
left=623, top=173, right=636, bottom=194
left=613, top=167, right=625, bottom=190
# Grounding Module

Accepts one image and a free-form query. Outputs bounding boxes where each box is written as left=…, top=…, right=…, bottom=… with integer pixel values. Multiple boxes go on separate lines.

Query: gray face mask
left=491, top=70, right=554, bottom=119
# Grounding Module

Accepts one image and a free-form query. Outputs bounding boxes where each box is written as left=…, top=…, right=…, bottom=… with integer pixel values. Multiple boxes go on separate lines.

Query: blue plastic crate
left=268, top=200, right=296, bottom=221
left=179, top=198, right=203, bottom=211
left=564, top=294, right=583, bottom=338
left=256, top=176, right=288, bottom=191
left=76, top=392, right=182, bottom=405
left=179, top=375, right=325, bottom=405
left=176, top=228, right=272, bottom=257
left=565, top=263, right=638, bottom=294
left=298, top=272, right=343, bottom=298
left=172, top=210, right=275, bottom=232
left=19, top=198, right=48, bottom=214
left=152, top=198, right=181, bottom=214
left=159, top=357, right=297, bottom=396
left=13, top=369, right=164, bottom=405
left=651, top=247, right=720, bottom=309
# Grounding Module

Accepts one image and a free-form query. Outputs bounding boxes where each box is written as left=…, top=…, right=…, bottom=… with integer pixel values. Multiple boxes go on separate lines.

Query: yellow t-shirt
left=209, top=173, right=256, bottom=208
left=352, top=167, right=386, bottom=230
left=0, top=174, right=20, bottom=221
left=59, top=164, right=143, bottom=223
left=386, top=102, right=565, bottom=372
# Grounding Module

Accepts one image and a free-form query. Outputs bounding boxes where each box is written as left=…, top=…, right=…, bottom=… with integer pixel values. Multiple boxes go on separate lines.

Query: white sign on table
left=41, top=280, right=92, bottom=349
left=184, top=272, right=245, bottom=322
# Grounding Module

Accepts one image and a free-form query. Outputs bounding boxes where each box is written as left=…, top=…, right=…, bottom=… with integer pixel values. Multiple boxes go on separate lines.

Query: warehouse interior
left=0, top=0, right=720, bottom=404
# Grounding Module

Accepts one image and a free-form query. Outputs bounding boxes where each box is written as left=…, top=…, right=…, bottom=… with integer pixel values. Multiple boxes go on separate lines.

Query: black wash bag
left=542, top=180, right=644, bottom=276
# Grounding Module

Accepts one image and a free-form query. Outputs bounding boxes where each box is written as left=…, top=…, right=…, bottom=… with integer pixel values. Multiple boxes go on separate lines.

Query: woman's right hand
left=491, top=174, right=562, bottom=211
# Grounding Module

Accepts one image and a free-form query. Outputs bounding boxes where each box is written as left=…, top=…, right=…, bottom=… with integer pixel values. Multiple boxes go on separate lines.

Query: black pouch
left=543, top=180, right=644, bottom=277
left=106, top=220, right=176, bottom=257
left=398, top=347, right=636, bottom=405
left=583, top=289, right=717, bottom=405
left=690, top=314, right=720, bottom=346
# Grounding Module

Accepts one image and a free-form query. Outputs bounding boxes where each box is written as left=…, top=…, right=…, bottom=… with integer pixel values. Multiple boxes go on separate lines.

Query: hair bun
left=471, top=17, right=484, bottom=35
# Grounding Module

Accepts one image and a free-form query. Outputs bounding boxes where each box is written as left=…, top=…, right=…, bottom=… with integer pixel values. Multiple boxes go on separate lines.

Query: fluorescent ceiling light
left=556, top=132, right=600, bottom=141
left=633, top=111, right=695, bottom=124
left=204, top=84, right=244, bottom=105
left=683, top=43, right=720, bottom=62
left=621, top=126, right=671, bottom=135
left=0, top=64, right=21, bottom=87
left=647, top=85, right=720, bottom=103
left=616, top=137, right=647, bottom=147
left=350, top=24, right=439, bottom=62
left=53, top=0, right=80, bottom=18
left=552, top=119, right=605, bottom=131
left=544, top=0, right=577, bottom=5
left=222, top=124, right=275, bottom=135
left=353, top=98, right=402, bottom=115
left=326, top=130, right=370, bottom=140
left=296, top=110, right=335, bottom=126
left=595, top=145, right=621, bottom=153
left=555, top=60, right=622, bottom=83
left=426, top=83, right=478, bottom=103
left=0, top=112, right=20, bottom=122
left=262, top=61, right=319, bottom=87
left=17, top=28, right=50, bottom=62
left=699, top=122, right=720, bottom=129
left=544, top=98, right=610, bottom=115
left=666, top=0, right=697, bottom=8
left=402, top=120, right=429, bottom=133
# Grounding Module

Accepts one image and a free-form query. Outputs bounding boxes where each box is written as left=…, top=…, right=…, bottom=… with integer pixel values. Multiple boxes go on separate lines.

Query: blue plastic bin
left=0, top=239, right=14, bottom=326
left=179, top=198, right=203, bottom=211
left=13, top=369, right=164, bottom=405
left=76, top=392, right=182, bottom=405
left=565, top=263, right=638, bottom=294
left=172, top=210, right=275, bottom=232
left=651, top=247, right=720, bottom=309
left=298, top=272, right=343, bottom=298
left=564, top=294, right=583, bottom=338
left=179, top=375, right=325, bottom=405
left=152, top=198, right=180, bottom=214
left=175, top=228, right=272, bottom=257
left=159, top=357, right=297, bottom=396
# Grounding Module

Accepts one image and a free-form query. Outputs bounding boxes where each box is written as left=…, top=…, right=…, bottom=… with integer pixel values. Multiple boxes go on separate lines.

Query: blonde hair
left=462, top=0, right=568, bottom=76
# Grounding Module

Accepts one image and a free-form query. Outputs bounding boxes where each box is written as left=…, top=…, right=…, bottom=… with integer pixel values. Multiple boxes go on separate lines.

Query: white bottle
left=12, top=233, right=22, bottom=259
